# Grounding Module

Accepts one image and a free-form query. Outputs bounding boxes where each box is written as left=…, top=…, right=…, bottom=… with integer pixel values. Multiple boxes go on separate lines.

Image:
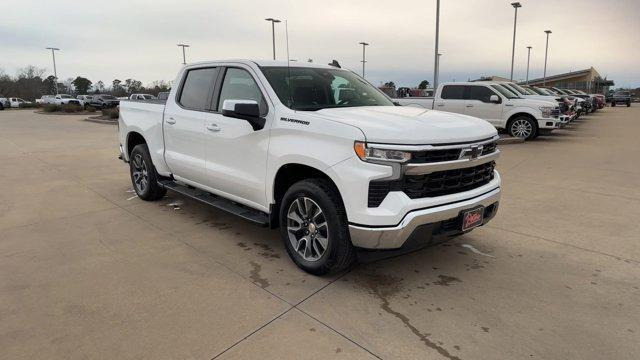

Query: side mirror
left=221, top=99, right=265, bottom=131
left=489, top=95, right=501, bottom=104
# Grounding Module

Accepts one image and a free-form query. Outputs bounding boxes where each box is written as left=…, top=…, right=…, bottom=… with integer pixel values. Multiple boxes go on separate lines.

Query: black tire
left=507, top=115, right=538, bottom=141
left=129, top=144, right=166, bottom=201
left=279, top=178, right=355, bottom=275
left=627, top=102, right=631, bottom=107
left=611, top=102, right=616, bottom=107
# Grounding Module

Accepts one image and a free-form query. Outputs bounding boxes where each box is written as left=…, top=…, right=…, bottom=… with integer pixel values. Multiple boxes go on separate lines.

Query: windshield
left=142, top=95, right=154, bottom=99
left=509, top=83, right=536, bottom=95
left=615, top=91, right=630, bottom=96
left=519, top=85, right=539, bottom=95
left=501, top=83, right=525, bottom=96
left=491, top=85, right=519, bottom=99
left=261, top=66, right=394, bottom=111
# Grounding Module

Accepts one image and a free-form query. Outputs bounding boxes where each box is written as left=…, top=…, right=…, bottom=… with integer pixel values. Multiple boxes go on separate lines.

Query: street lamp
left=46, top=47, right=60, bottom=94
left=509, top=2, right=522, bottom=81
left=433, top=0, right=441, bottom=89
left=543, top=30, right=552, bottom=86
left=359, top=42, right=369, bottom=78
left=265, top=18, right=281, bottom=60
left=437, top=53, right=442, bottom=82
left=525, top=46, right=532, bottom=84
left=177, top=44, right=190, bottom=64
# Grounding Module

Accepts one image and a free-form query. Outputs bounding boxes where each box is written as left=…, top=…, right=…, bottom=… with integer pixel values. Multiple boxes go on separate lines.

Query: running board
left=158, top=180, right=269, bottom=226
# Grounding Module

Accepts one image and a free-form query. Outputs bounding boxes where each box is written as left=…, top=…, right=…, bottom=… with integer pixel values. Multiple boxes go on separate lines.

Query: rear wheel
left=508, top=116, right=537, bottom=141
left=129, top=144, right=166, bottom=201
left=279, top=179, right=355, bottom=275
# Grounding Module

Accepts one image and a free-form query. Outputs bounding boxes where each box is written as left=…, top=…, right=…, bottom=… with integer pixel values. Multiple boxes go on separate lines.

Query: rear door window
left=178, top=67, right=219, bottom=111
left=440, top=85, right=465, bottom=99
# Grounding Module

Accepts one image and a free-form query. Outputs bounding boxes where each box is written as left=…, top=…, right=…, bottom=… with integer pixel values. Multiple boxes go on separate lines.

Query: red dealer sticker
left=461, top=206, right=484, bottom=231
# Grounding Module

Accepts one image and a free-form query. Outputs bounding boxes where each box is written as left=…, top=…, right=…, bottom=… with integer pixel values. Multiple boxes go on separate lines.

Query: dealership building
left=524, top=67, right=614, bottom=94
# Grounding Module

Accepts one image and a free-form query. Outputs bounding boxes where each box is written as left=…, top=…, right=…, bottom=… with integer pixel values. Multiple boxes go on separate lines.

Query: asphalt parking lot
left=1, top=107, right=639, bottom=359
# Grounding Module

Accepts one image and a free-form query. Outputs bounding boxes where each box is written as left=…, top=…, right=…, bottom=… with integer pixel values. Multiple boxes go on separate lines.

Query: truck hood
left=312, top=106, right=497, bottom=144
left=507, top=98, right=559, bottom=107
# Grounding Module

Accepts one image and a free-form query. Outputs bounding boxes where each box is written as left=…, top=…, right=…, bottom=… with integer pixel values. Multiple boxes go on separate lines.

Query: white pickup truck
left=396, top=82, right=562, bottom=140
left=118, top=60, right=501, bottom=274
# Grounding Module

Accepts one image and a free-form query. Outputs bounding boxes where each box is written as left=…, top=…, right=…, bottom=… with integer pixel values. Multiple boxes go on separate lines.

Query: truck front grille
left=367, top=161, right=495, bottom=207
left=402, top=162, right=495, bottom=199
left=410, top=141, right=497, bottom=164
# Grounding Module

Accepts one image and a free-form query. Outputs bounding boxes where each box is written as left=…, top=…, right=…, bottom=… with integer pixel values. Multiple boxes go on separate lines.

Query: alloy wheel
left=132, top=154, right=149, bottom=194
left=286, top=197, right=329, bottom=262
left=511, top=119, right=533, bottom=138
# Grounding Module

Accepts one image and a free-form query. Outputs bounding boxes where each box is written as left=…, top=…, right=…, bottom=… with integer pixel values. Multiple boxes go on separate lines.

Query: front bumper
left=537, top=118, right=561, bottom=130
left=349, top=186, right=501, bottom=249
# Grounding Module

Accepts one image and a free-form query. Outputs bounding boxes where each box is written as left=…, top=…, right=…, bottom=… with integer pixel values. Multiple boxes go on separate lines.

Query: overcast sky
left=2, top=0, right=639, bottom=88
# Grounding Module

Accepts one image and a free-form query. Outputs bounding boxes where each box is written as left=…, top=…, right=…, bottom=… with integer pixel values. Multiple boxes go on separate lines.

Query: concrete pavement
left=0, top=108, right=638, bottom=359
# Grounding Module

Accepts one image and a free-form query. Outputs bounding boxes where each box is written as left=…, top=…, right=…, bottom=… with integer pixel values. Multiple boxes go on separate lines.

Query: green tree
left=124, top=78, right=143, bottom=94
left=418, top=80, right=430, bottom=89
left=72, top=76, right=92, bottom=94
left=43, top=76, right=57, bottom=94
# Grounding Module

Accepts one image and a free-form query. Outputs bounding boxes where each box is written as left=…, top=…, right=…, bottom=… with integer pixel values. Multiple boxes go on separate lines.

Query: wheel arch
left=270, top=163, right=344, bottom=229
left=126, top=131, right=147, bottom=158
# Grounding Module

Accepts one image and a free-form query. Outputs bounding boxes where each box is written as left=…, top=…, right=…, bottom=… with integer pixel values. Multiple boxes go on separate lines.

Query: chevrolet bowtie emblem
left=460, top=145, right=481, bottom=160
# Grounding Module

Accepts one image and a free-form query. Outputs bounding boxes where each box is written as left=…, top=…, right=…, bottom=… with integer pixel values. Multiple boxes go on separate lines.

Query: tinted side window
left=179, top=67, right=218, bottom=110
left=218, top=68, right=266, bottom=115
left=441, top=85, right=465, bottom=99
left=466, top=86, right=496, bottom=102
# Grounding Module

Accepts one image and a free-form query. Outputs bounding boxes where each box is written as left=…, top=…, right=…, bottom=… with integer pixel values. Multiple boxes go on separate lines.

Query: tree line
left=0, top=66, right=171, bottom=101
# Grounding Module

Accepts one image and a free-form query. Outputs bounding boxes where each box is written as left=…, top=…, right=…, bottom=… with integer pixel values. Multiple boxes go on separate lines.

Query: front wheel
left=129, top=144, right=166, bottom=201
left=279, top=179, right=355, bottom=275
left=508, top=116, right=538, bottom=141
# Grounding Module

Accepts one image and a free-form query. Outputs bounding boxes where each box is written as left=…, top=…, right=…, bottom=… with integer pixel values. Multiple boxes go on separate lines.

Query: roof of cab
left=185, top=59, right=337, bottom=69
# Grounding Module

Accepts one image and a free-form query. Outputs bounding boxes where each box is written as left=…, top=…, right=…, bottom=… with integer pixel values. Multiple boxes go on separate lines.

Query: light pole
left=265, top=18, right=281, bottom=60
left=46, top=47, right=60, bottom=94
left=177, top=44, right=189, bottom=64
left=433, top=0, right=441, bottom=89
left=525, top=46, right=532, bottom=84
left=359, top=42, right=369, bottom=78
left=437, top=53, right=442, bottom=82
left=509, top=2, right=522, bottom=81
left=543, top=30, right=552, bottom=86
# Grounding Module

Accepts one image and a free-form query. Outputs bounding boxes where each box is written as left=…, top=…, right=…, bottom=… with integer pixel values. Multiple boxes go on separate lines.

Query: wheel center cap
left=308, top=223, right=316, bottom=233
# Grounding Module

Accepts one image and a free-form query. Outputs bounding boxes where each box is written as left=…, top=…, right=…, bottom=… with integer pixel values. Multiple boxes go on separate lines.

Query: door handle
left=166, top=117, right=176, bottom=125
left=436, top=103, right=445, bottom=107
left=466, top=104, right=474, bottom=108
left=206, top=124, right=221, bottom=132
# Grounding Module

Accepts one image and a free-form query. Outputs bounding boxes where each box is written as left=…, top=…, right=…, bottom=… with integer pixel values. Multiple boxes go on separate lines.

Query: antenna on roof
left=285, top=19, right=294, bottom=110
left=328, top=60, right=341, bottom=68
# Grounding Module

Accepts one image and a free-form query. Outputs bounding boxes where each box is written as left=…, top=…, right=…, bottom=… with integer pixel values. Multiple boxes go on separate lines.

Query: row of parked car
left=0, top=92, right=167, bottom=111
left=394, top=81, right=620, bottom=140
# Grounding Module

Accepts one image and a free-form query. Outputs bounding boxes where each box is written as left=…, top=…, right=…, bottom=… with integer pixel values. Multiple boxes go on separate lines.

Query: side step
left=158, top=180, right=269, bottom=227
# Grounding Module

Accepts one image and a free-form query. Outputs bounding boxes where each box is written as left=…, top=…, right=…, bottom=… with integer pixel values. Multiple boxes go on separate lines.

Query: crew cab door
left=434, top=85, right=466, bottom=114
left=463, top=85, right=503, bottom=126
left=203, top=66, right=270, bottom=210
left=163, top=67, right=220, bottom=185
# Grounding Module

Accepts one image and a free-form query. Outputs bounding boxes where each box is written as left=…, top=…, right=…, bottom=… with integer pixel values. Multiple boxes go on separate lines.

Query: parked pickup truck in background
left=396, top=82, right=561, bottom=140
left=611, top=91, right=631, bottom=107
left=129, top=93, right=156, bottom=100
left=86, top=94, right=120, bottom=109
left=118, top=60, right=502, bottom=274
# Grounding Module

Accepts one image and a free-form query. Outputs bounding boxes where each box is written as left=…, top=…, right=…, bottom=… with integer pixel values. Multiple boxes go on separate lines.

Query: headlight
left=539, top=106, right=555, bottom=118
left=354, top=141, right=411, bottom=163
